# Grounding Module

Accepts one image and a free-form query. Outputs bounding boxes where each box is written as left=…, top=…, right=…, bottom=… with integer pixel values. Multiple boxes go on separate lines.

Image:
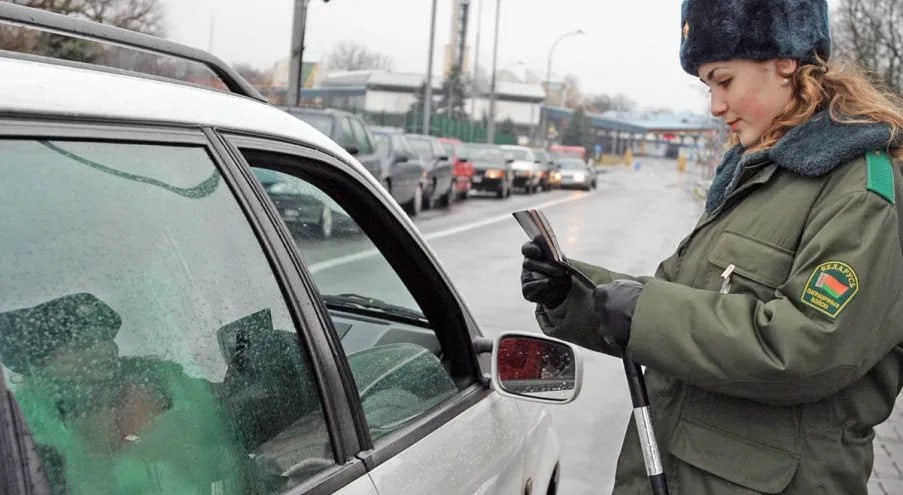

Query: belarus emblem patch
left=801, top=261, right=859, bottom=318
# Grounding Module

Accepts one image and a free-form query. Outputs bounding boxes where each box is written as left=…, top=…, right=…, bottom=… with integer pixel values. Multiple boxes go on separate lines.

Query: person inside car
left=520, top=0, right=903, bottom=492
left=0, top=293, right=249, bottom=494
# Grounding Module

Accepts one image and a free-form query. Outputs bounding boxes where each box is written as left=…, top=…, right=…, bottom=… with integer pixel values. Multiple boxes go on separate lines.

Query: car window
left=0, top=139, right=335, bottom=494
left=372, top=132, right=391, bottom=158
left=291, top=112, right=334, bottom=137
left=394, top=135, right=416, bottom=157
left=407, top=137, right=433, bottom=160
left=338, top=117, right=355, bottom=149
left=349, top=118, right=374, bottom=155
left=244, top=156, right=459, bottom=443
left=431, top=140, right=447, bottom=157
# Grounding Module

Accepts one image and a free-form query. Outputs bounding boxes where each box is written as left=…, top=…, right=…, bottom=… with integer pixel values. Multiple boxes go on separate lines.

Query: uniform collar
left=706, top=111, right=898, bottom=213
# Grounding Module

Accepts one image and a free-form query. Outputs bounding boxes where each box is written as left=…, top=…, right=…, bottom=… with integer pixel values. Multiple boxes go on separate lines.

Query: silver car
left=0, top=4, right=579, bottom=495
left=556, top=158, right=598, bottom=191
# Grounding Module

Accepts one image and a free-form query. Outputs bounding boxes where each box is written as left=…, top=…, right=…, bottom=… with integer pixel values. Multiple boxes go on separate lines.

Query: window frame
left=217, top=131, right=494, bottom=469
left=0, top=116, right=369, bottom=494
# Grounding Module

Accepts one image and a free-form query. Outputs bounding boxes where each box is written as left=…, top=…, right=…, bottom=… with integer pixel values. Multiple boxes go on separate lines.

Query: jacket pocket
left=670, top=385, right=801, bottom=493
left=707, top=231, right=794, bottom=294
left=669, top=419, right=800, bottom=494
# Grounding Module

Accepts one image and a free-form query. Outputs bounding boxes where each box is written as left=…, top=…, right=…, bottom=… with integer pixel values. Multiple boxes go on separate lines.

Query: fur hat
left=0, top=293, right=121, bottom=374
left=679, top=0, right=832, bottom=75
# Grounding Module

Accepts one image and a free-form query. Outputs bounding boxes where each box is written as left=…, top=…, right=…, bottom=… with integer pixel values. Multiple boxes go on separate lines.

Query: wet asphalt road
left=416, top=157, right=704, bottom=493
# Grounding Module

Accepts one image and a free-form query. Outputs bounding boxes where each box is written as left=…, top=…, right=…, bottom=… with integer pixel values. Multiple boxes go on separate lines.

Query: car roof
left=0, top=57, right=354, bottom=163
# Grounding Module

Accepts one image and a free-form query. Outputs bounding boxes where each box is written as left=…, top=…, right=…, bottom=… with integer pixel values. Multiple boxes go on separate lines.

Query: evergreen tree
left=561, top=106, right=589, bottom=147
left=437, top=66, right=470, bottom=120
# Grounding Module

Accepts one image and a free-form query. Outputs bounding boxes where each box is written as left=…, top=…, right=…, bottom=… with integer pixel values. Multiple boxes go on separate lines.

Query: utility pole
left=423, top=0, right=438, bottom=135
left=486, top=0, right=500, bottom=144
left=287, top=0, right=311, bottom=107
left=469, top=0, right=482, bottom=120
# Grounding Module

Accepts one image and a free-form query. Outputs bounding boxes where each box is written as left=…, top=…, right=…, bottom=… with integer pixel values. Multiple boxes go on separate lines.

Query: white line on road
left=308, top=193, right=589, bottom=274
left=422, top=193, right=586, bottom=242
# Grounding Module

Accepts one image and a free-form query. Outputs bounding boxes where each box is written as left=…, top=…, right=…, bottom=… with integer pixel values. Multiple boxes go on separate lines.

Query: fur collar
left=705, top=112, right=899, bottom=213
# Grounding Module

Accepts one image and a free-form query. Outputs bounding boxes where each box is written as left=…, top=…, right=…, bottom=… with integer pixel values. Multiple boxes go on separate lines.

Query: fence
left=356, top=109, right=515, bottom=144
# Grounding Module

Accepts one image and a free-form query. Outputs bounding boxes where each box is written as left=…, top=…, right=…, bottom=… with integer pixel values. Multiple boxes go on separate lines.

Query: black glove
left=520, top=240, right=571, bottom=308
left=593, top=279, right=644, bottom=345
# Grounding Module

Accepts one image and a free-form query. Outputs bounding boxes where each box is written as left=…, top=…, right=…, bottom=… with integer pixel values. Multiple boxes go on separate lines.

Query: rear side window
left=0, top=140, right=335, bottom=493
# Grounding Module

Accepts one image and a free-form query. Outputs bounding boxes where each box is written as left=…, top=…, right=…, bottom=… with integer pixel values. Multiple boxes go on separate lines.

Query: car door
left=0, top=119, right=377, bottom=495
left=390, top=134, right=424, bottom=198
left=223, top=134, right=536, bottom=495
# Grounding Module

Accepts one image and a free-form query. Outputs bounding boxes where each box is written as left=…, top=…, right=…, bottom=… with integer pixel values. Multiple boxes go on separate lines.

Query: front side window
left=244, top=156, right=459, bottom=443
left=0, top=139, right=334, bottom=494
left=348, top=118, right=374, bottom=155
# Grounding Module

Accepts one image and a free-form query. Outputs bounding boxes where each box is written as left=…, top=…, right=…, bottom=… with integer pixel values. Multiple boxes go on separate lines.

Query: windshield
left=291, top=113, right=334, bottom=136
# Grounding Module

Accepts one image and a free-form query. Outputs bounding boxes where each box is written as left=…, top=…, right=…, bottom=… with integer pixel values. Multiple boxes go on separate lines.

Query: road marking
left=422, top=194, right=586, bottom=241
left=308, top=193, right=588, bottom=273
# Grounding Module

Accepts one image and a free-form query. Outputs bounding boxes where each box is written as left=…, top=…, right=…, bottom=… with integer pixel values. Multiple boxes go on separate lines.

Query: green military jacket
left=537, top=114, right=903, bottom=494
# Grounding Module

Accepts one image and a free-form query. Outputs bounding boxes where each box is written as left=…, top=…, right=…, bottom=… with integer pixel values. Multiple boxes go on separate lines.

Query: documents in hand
left=512, top=209, right=594, bottom=289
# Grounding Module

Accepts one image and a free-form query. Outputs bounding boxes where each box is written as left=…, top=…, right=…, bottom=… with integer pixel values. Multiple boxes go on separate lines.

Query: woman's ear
left=774, top=58, right=799, bottom=78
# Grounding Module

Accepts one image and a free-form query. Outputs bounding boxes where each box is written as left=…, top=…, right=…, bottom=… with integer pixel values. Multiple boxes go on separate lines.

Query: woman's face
left=698, top=59, right=797, bottom=147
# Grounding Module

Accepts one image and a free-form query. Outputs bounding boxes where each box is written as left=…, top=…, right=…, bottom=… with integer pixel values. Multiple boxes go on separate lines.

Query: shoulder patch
left=866, top=150, right=895, bottom=204
left=800, top=261, right=859, bottom=319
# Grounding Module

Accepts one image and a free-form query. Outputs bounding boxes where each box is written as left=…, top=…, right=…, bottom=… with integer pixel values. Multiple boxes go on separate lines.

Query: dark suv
left=282, top=107, right=380, bottom=171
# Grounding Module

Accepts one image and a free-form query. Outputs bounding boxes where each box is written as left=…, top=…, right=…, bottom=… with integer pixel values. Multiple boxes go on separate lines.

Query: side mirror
left=345, top=145, right=360, bottom=156
left=491, top=332, right=582, bottom=404
left=439, top=155, right=449, bottom=162
left=393, top=154, right=409, bottom=164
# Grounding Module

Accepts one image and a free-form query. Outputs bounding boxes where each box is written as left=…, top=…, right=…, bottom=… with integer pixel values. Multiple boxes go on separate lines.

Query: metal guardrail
left=0, top=2, right=267, bottom=102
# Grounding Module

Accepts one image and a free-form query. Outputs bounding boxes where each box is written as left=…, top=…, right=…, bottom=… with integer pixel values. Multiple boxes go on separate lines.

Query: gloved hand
left=520, top=240, right=571, bottom=308
left=593, top=279, right=644, bottom=345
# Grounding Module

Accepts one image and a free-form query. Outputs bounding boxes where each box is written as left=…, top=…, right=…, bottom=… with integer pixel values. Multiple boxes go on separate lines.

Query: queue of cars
left=0, top=5, right=586, bottom=495
left=281, top=111, right=599, bottom=215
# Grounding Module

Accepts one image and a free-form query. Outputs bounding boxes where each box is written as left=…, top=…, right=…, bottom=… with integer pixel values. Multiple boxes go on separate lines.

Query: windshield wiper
left=323, top=293, right=427, bottom=323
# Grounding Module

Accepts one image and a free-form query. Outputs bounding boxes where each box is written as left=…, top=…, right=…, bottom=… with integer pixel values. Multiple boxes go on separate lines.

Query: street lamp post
left=486, top=0, right=501, bottom=144
left=538, top=29, right=584, bottom=146
left=287, top=0, right=311, bottom=106
left=423, top=0, right=439, bottom=135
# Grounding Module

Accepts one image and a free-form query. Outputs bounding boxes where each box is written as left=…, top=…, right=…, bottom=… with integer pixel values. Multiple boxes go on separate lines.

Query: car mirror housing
left=345, top=145, right=360, bottom=156
left=393, top=154, right=409, bottom=164
left=491, top=332, right=582, bottom=405
left=439, top=155, right=449, bottom=162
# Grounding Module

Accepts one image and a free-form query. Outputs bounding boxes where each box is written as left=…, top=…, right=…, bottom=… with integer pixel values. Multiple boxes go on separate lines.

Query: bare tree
left=325, top=41, right=394, bottom=72
left=11, top=0, right=165, bottom=35
left=833, top=0, right=903, bottom=93
left=2, top=0, right=166, bottom=62
left=585, top=93, right=635, bottom=114
left=233, top=63, right=272, bottom=88
left=561, top=74, right=583, bottom=109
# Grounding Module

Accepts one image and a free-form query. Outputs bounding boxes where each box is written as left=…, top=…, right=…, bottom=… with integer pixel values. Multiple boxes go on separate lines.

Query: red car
left=438, top=137, right=474, bottom=200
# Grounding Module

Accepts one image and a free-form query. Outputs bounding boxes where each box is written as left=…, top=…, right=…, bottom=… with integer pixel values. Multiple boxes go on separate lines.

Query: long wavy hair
left=746, top=58, right=903, bottom=160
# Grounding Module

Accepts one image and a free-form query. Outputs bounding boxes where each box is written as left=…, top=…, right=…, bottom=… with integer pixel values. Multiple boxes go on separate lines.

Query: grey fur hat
left=679, top=0, right=832, bottom=75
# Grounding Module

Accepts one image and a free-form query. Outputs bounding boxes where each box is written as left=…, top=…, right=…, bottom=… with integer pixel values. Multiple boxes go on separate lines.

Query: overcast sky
left=160, top=0, right=841, bottom=114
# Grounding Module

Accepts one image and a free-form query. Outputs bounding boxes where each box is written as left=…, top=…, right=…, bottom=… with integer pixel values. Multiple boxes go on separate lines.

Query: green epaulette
left=866, top=150, right=895, bottom=205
